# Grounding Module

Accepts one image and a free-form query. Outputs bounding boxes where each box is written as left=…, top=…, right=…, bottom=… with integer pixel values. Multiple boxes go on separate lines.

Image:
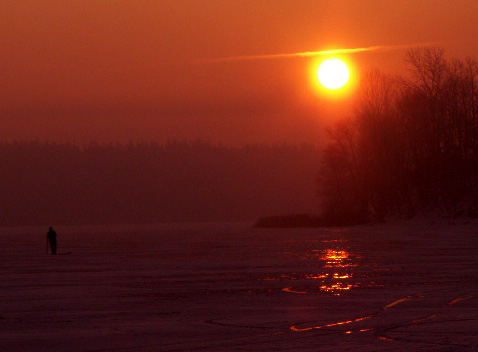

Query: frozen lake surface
left=0, top=220, right=477, bottom=351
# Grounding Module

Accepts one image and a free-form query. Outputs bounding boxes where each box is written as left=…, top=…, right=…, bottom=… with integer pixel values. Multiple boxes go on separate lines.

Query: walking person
left=46, top=226, right=57, bottom=255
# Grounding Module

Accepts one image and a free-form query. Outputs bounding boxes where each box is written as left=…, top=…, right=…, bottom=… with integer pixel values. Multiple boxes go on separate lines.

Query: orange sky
left=2, top=0, right=478, bottom=145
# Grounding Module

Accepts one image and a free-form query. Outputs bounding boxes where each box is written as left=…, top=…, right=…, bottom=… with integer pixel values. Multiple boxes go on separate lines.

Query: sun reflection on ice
left=323, top=249, right=357, bottom=268
left=318, top=248, right=357, bottom=295
left=333, top=273, right=350, bottom=279
left=274, top=238, right=366, bottom=295
left=320, top=282, right=356, bottom=295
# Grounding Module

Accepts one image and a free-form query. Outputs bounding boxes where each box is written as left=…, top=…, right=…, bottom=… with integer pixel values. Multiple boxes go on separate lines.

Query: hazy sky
left=2, top=0, right=478, bottom=144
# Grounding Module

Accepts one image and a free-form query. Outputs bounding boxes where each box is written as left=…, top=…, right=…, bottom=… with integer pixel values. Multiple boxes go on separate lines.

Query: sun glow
left=318, top=58, right=350, bottom=90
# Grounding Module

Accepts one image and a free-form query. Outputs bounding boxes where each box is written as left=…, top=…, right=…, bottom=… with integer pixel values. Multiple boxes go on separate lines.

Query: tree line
left=0, top=141, right=319, bottom=226
left=320, top=48, right=478, bottom=223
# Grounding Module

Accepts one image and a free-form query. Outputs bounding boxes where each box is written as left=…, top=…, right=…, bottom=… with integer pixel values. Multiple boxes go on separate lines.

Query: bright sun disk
left=318, top=58, right=350, bottom=90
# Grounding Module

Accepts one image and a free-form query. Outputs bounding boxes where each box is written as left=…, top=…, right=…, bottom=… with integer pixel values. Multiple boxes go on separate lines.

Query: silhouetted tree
left=319, top=47, right=478, bottom=222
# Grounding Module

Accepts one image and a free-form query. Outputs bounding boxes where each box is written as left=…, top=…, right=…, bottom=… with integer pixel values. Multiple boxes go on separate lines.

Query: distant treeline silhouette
left=0, top=141, right=319, bottom=226
left=320, top=48, right=478, bottom=223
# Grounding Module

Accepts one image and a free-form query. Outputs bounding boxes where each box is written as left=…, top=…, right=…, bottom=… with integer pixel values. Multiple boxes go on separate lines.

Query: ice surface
left=0, top=220, right=476, bottom=351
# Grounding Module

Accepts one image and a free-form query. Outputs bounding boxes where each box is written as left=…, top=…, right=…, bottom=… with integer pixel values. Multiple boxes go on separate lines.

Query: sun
left=317, top=58, right=350, bottom=90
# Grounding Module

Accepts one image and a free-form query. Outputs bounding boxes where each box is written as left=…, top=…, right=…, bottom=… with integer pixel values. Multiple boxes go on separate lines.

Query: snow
left=0, top=220, right=476, bottom=351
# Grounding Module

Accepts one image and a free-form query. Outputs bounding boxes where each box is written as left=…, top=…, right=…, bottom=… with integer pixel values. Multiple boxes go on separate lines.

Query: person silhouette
left=46, top=226, right=57, bottom=255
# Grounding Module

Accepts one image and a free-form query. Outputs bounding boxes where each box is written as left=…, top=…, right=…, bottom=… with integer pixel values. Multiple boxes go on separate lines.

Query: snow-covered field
left=0, top=220, right=476, bottom=351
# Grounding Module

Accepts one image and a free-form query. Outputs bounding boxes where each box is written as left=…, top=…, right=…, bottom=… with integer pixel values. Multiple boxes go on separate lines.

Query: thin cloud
left=199, top=42, right=440, bottom=63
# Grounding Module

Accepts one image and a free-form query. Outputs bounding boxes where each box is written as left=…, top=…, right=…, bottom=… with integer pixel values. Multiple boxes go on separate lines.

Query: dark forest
left=0, top=141, right=319, bottom=226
